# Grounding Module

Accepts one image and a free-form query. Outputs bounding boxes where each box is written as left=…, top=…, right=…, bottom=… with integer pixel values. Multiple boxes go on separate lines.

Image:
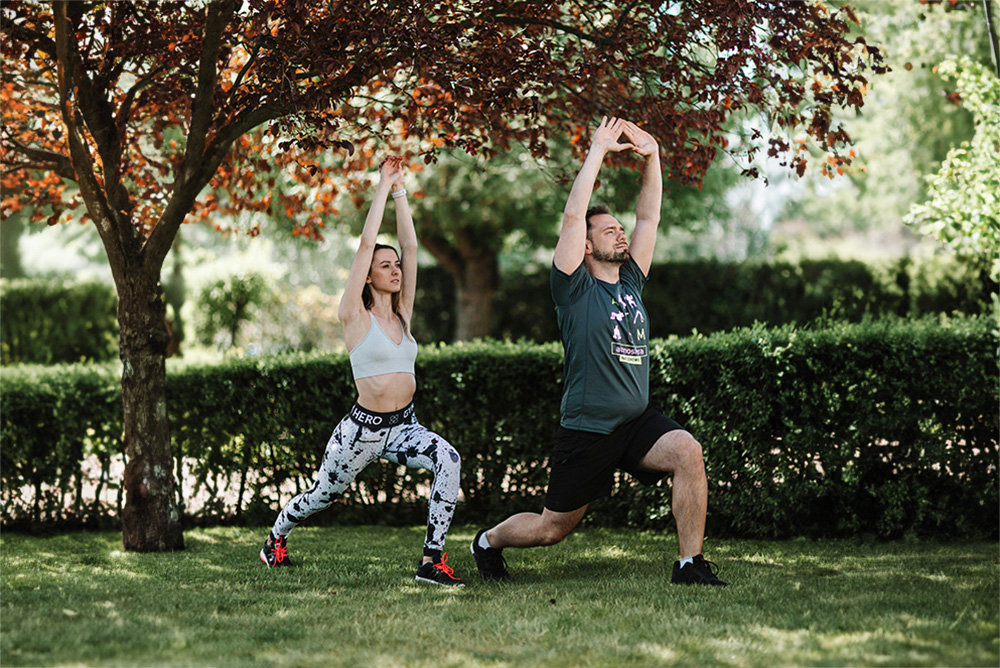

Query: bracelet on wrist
left=391, top=188, right=407, bottom=199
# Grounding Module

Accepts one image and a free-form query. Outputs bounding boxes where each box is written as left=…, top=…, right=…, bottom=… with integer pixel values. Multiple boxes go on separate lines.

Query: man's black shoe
left=671, top=554, right=727, bottom=586
left=470, top=529, right=512, bottom=582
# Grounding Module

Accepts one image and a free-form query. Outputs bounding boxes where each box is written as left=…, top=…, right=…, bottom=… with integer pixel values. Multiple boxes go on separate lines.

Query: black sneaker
left=414, top=553, right=465, bottom=587
left=260, top=535, right=295, bottom=568
left=470, top=529, right=512, bottom=582
left=671, top=554, right=726, bottom=586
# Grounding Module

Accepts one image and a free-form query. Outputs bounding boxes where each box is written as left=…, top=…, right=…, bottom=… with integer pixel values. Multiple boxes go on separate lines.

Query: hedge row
left=1, top=316, right=996, bottom=539
left=0, top=279, right=118, bottom=364
left=416, top=256, right=995, bottom=342
left=2, top=255, right=993, bottom=364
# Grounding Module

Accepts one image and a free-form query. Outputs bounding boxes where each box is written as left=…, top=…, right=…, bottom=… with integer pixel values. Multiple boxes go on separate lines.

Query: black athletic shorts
left=544, top=403, right=684, bottom=513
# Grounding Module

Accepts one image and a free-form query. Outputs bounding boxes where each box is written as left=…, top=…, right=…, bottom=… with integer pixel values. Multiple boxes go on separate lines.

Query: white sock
left=678, top=556, right=694, bottom=568
left=478, top=532, right=493, bottom=550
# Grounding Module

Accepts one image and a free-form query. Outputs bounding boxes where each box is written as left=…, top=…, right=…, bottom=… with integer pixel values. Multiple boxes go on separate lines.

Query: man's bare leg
left=487, top=505, right=589, bottom=549
left=638, top=430, right=707, bottom=558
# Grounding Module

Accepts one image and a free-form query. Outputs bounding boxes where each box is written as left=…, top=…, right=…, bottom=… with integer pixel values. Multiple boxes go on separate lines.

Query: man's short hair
left=585, top=204, right=611, bottom=233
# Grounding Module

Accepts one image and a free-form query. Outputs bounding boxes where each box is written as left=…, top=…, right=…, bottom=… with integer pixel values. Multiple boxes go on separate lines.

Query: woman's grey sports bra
left=349, top=311, right=417, bottom=379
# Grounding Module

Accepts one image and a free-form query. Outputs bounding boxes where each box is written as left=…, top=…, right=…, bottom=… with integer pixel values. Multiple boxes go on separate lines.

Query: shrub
left=421, top=255, right=995, bottom=342
left=0, top=363, right=122, bottom=525
left=0, top=279, right=118, bottom=364
left=1, top=316, right=995, bottom=539
left=193, top=273, right=267, bottom=349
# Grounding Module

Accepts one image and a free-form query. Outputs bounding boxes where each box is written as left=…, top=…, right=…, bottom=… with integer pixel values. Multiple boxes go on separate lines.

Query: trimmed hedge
left=1, top=316, right=996, bottom=539
left=3, top=256, right=988, bottom=364
left=419, top=256, right=995, bottom=342
left=0, top=279, right=118, bottom=364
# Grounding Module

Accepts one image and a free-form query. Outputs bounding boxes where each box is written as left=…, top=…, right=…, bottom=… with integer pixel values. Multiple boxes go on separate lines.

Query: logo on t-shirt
left=609, top=292, right=647, bottom=365
left=611, top=342, right=646, bottom=364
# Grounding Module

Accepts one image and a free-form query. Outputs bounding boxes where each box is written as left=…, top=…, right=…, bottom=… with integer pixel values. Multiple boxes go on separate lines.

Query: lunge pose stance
left=261, top=156, right=464, bottom=587
left=471, top=117, right=726, bottom=586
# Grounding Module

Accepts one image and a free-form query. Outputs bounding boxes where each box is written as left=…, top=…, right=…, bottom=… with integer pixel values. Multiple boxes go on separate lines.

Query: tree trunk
left=454, top=252, right=499, bottom=341
left=1, top=210, right=26, bottom=279
left=163, top=229, right=186, bottom=357
left=118, top=270, right=184, bottom=552
left=417, top=230, right=501, bottom=342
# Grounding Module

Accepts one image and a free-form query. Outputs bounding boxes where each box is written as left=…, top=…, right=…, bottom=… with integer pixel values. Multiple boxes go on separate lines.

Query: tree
left=904, top=56, right=1000, bottom=278
left=779, top=0, right=992, bottom=238
left=407, top=148, right=564, bottom=340
left=399, top=144, right=741, bottom=340
left=1, top=0, right=884, bottom=551
left=1, top=210, right=27, bottom=278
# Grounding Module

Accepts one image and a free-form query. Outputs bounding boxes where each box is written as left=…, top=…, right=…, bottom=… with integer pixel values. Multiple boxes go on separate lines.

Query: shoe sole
left=414, top=575, right=465, bottom=588
left=260, top=549, right=296, bottom=568
left=470, top=529, right=485, bottom=557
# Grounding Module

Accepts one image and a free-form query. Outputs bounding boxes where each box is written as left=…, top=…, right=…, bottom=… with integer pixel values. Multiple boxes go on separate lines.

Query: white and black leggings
left=270, top=402, right=461, bottom=555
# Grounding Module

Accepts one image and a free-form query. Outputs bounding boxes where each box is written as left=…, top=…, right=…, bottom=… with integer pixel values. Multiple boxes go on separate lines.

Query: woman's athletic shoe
left=470, top=528, right=513, bottom=582
left=415, top=553, right=465, bottom=587
left=260, top=535, right=295, bottom=568
left=671, top=554, right=727, bottom=586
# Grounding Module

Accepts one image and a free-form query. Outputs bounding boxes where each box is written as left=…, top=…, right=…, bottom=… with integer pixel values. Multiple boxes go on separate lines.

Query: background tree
left=407, top=148, right=564, bottom=341
left=404, top=145, right=741, bottom=340
left=195, top=273, right=267, bottom=350
left=0, top=211, right=27, bottom=279
left=779, top=0, right=992, bottom=239
left=904, top=55, right=1000, bottom=286
left=1, top=0, right=884, bottom=551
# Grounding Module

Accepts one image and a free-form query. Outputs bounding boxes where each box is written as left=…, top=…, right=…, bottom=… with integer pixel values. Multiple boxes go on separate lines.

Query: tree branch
left=117, top=65, right=171, bottom=142
left=611, top=0, right=642, bottom=42
left=146, top=0, right=235, bottom=271
left=984, top=0, right=1000, bottom=79
left=2, top=136, right=76, bottom=180
left=146, top=101, right=280, bottom=270
left=56, top=5, right=134, bottom=224
left=226, top=37, right=262, bottom=107
left=179, top=0, right=233, bottom=189
left=52, top=0, right=124, bottom=278
left=2, top=17, right=57, bottom=56
left=490, top=14, right=614, bottom=47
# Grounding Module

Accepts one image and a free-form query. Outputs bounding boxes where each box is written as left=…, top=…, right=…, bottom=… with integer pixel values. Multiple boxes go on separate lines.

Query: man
left=471, top=116, right=726, bottom=586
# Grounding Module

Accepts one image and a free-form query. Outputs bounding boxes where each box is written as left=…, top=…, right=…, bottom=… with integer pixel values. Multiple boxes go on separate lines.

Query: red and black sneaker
left=415, top=553, right=465, bottom=587
left=260, top=535, right=295, bottom=568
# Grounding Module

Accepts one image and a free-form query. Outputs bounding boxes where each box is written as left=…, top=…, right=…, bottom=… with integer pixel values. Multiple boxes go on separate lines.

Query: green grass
left=1, top=526, right=997, bottom=667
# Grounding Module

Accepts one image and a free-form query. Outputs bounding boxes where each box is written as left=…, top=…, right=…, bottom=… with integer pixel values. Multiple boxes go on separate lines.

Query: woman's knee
left=434, top=440, right=461, bottom=472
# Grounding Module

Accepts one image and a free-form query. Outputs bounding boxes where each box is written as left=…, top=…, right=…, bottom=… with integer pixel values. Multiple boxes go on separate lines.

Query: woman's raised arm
left=337, top=157, right=403, bottom=325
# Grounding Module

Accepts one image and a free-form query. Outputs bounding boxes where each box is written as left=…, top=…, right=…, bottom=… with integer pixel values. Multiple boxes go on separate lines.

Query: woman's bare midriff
left=355, top=372, right=417, bottom=413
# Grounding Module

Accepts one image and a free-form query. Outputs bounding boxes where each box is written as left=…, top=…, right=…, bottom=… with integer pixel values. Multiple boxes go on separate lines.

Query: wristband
left=391, top=188, right=407, bottom=199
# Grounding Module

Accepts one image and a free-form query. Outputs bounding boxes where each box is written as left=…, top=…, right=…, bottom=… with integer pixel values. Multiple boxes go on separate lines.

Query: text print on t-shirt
left=609, top=293, right=647, bottom=365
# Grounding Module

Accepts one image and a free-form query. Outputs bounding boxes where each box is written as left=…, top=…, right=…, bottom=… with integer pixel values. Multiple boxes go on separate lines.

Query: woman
left=260, top=156, right=464, bottom=587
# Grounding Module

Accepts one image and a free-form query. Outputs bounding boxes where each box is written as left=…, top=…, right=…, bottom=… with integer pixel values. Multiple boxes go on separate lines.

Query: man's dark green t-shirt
left=550, top=258, right=650, bottom=434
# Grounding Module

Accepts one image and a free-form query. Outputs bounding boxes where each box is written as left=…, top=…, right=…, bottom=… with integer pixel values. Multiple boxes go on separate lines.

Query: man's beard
left=591, top=246, right=630, bottom=264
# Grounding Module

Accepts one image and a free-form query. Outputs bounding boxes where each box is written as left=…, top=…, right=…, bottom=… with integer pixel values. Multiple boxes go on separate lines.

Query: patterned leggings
left=270, top=403, right=461, bottom=553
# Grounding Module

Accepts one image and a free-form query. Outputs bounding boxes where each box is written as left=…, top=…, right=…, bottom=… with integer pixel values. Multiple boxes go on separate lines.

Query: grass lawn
left=1, top=526, right=997, bottom=667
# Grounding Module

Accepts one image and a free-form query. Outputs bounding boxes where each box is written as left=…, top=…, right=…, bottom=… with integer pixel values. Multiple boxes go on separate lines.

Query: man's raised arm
left=623, top=121, right=661, bottom=276
left=553, top=116, right=634, bottom=274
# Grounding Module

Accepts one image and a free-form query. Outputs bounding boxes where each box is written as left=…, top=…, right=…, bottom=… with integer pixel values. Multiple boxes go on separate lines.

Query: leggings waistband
left=348, top=402, right=416, bottom=429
